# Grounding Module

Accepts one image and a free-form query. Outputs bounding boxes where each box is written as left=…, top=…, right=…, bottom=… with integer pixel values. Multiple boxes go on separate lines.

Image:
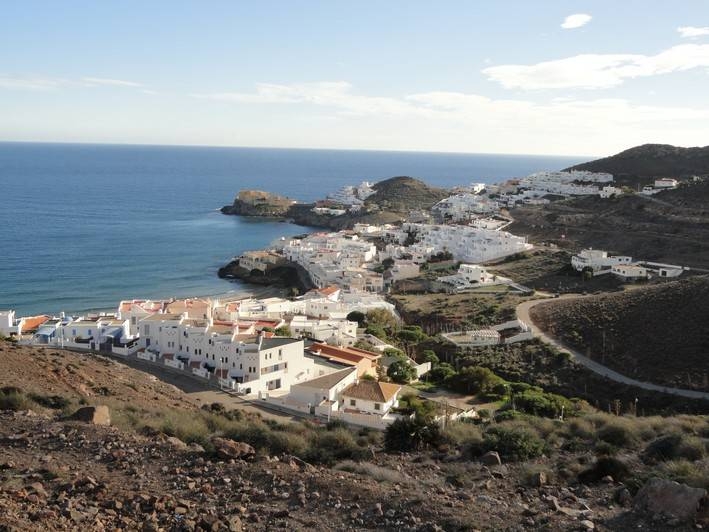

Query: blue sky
left=1, top=1, right=708, bottom=155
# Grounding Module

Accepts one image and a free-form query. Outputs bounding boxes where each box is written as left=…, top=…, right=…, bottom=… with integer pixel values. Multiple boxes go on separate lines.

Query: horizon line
left=0, top=138, right=596, bottom=160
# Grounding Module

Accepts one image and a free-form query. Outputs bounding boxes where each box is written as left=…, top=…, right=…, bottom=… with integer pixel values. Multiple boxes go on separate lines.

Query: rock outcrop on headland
left=220, top=176, right=449, bottom=230
left=220, top=190, right=296, bottom=217
left=217, top=260, right=314, bottom=294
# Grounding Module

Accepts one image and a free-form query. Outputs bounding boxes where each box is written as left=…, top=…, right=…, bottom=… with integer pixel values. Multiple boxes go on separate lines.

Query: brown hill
left=530, top=276, right=709, bottom=392
left=508, top=179, right=709, bottom=269
left=364, top=176, right=449, bottom=213
left=566, top=144, right=709, bottom=186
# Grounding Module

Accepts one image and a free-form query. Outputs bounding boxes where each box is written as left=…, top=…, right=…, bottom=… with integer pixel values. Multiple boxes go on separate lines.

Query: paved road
left=517, top=297, right=709, bottom=401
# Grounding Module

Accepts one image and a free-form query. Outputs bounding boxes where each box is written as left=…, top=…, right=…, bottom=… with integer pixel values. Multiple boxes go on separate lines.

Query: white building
left=384, top=260, right=420, bottom=284
left=0, top=310, right=19, bottom=336
left=238, top=251, right=285, bottom=272
left=611, top=264, right=649, bottom=281
left=341, top=379, right=401, bottom=416
left=327, top=181, right=376, bottom=207
left=289, top=315, right=358, bottom=346
left=438, top=264, right=498, bottom=291
left=599, top=186, right=623, bottom=199
left=390, top=223, right=532, bottom=264
left=654, top=178, right=679, bottom=189
left=443, top=320, right=534, bottom=349
left=571, top=249, right=633, bottom=275
left=433, top=193, right=499, bottom=222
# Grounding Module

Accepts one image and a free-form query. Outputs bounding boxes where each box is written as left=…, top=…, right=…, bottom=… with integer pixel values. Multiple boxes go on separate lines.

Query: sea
left=0, top=142, right=583, bottom=316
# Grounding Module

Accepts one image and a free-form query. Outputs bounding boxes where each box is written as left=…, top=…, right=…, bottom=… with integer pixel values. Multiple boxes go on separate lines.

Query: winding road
left=516, top=297, right=709, bottom=401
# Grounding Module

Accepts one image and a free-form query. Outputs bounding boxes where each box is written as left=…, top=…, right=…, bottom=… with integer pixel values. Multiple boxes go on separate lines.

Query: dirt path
left=516, top=297, right=709, bottom=400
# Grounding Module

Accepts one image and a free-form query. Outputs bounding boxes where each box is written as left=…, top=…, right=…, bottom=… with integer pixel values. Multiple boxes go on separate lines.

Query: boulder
left=165, top=436, right=188, bottom=450
left=212, top=437, right=256, bottom=460
left=480, top=451, right=502, bottom=466
left=69, top=406, right=111, bottom=426
left=633, top=478, right=706, bottom=522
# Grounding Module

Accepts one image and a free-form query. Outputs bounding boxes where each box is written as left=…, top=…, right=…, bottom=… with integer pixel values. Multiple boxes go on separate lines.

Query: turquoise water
left=0, top=142, right=582, bottom=315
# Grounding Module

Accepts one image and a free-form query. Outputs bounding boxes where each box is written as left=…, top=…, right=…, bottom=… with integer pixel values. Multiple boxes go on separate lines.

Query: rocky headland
left=220, top=176, right=450, bottom=230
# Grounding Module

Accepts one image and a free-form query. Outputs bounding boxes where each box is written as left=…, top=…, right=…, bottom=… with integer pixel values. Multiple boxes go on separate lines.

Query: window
left=350, top=399, right=356, bottom=407
left=374, top=403, right=381, bottom=411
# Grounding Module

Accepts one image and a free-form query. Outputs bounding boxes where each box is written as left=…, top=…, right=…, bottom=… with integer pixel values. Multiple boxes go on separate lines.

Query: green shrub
left=385, top=417, right=444, bottom=452
left=643, top=433, right=707, bottom=463
left=508, top=390, right=572, bottom=418
left=28, top=393, right=71, bottom=409
left=445, top=366, right=505, bottom=395
left=479, top=425, right=545, bottom=461
left=0, top=387, right=31, bottom=411
left=597, top=419, right=640, bottom=448
left=578, top=456, right=630, bottom=484
left=444, top=422, right=483, bottom=446
left=306, top=428, right=366, bottom=465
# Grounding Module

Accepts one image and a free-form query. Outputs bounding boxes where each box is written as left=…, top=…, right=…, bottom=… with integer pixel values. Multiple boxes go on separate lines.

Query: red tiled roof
left=306, top=343, right=381, bottom=366
left=342, top=380, right=401, bottom=403
left=22, top=315, right=50, bottom=332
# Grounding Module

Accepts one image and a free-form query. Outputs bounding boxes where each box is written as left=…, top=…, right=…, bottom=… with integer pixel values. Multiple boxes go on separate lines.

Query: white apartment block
left=433, top=193, right=499, bottom=222
left=238, top=251, right=285, bottom=272
left=289, top=315, right=358, bottom=346
left=388, top=223, right=532, bottom=264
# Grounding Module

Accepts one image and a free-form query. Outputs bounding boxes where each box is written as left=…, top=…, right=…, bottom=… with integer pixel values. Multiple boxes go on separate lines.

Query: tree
left=365, top=324, right=387, bottom=341
left=346, top=311, right=366, bottom=327
left=420, top=350, right=439, bottom=365
left=445, top=366, right=505, bottom=396
left=365, top=308, right=398, bottom=332
left=274, top=326, right=292, bottom=337
left=387, top=360, right=417, bottom=384
left=382, top=257, right=395, bottom=270
left=383, top=347, right=405, bottom=359
left=428, top=363, right=456, bottom=383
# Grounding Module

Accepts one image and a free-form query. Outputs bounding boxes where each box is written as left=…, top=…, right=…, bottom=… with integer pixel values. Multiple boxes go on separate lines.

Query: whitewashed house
left=0, top=310, right=19, bottom=336
left=341, top=380, right=402, bottom=416
left=571, top=249, right=632, bottom=275
left=611, top=264, right=649, bottom=281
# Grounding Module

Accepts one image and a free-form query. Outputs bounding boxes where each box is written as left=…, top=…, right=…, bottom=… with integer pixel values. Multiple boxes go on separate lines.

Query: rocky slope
left=566, top=144, right=709, bottom=186
left=530, top=276, right=709, bottom=392
left=2, top=343, right=709, bottom=530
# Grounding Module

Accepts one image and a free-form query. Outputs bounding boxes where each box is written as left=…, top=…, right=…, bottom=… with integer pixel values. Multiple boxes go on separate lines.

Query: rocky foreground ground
left=1, top=407, right=707, bottom=531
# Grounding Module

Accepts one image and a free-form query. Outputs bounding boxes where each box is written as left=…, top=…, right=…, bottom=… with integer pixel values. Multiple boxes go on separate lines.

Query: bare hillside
left=531, top=276, right=709, bottom=392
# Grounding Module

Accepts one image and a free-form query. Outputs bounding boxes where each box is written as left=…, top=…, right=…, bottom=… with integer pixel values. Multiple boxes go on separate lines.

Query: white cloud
left=561, top=13, right=592, bottom=29
left=678, top=26, right=709, bottom=38
left=192, top=80, right=709, bottom=154
left=82, top=77, right=142, bottom=87
left=193, top=82, right=428, bottom=117
left=0, top=77, right=70, bottom=90
left=0, top=75, right=144, bottom=91
left=483, top=44, right=709, bottom=89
